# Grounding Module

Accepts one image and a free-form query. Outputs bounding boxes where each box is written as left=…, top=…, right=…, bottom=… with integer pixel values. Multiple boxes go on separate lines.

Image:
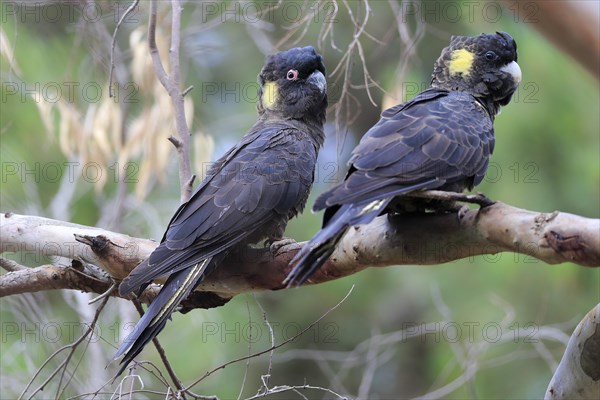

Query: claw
left=268, top=237, right=301, bottom=257
left=473, top=192, right=495, bottom=207
left=457, top=205, right=470, bottom=222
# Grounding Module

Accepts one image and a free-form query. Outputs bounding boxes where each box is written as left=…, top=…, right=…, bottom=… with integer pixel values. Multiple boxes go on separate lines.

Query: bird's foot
left=464, top=192, right=495, bottom=207
left=267, top=237, right=301, bottom=257
left=407, top=190, right=495, bottom=208
left=457, top=204, right=470, bottom=222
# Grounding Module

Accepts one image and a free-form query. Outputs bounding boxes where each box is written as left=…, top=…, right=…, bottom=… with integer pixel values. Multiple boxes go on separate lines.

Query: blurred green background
left=1, top=0, right=598, bottom=398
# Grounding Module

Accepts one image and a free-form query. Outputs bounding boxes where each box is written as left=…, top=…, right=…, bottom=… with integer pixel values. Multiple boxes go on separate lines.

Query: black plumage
left=115, top=46, right=327, bottom=374
left=285, top=32, right=521, bottom=286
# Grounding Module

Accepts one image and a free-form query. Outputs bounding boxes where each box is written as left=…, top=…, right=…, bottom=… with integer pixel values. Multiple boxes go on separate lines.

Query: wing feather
left=315, top=89, right=494, bottom=211
left=121, top=124, right=319, bottom=294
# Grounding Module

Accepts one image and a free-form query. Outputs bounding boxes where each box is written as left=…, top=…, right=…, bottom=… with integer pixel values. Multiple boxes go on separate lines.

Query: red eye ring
left=286, top=69, right=299, bottom=81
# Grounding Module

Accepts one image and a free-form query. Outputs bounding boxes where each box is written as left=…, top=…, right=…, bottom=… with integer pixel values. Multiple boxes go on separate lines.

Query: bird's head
left=258, top=46, right=327, bottom=124
left=431, top=32, right=521, bottom=114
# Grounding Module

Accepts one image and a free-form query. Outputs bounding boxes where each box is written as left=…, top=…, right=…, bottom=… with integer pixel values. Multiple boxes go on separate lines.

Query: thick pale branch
left=205, top=202, right=600, bottom=295
left=0, top=212, right=156, bottom=279
left=1, top=202, right=598, bottom=305
left=546, top=303, right=600, bottom=399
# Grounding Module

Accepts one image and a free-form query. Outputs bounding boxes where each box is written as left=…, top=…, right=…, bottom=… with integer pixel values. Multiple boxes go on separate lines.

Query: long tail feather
left=285, top=198, right=392, bottom=287
left=287, top=180, right=444, bottom=286
left=114, top=258, right=211, bottom=376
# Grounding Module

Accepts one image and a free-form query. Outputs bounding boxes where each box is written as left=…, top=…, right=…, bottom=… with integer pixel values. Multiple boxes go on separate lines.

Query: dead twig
left=184, top=285, right=355, bottom=392
left=148, top=0, right=194, bottom=203
left=18, top=296, right=110, bottom=400
left=108, top=0, right=140, bottom=97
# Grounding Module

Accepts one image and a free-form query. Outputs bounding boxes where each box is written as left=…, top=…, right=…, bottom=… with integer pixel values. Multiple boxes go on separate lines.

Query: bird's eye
left=286, top=69, right=299, bottom=81
left=485, top=51, right=497, bottom=60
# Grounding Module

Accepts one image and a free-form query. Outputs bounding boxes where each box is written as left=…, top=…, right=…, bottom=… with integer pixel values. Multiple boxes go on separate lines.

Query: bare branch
left=18, top=296, right=110, bottom=400
left=148, top=1, right=170, bottom=88
left=148, top=0, right=194, bottom=202
left=546, top=303, right=600, bottom=399
left=184, top=286, right=354, bottom=392
left=130, top=299, right=185, bottom=394
left=108, top=0, right=140, bottom=97
left=237, top=301, right=253, bottom=400
left=0, top=262, right=229, bottom=312
left=0, top=257, right=27, bottom=272
left=1, top=201, right=598, bottom=307
left=0, top=211, right=156, bottom=279
left=0, top=263, right=113, bottom=297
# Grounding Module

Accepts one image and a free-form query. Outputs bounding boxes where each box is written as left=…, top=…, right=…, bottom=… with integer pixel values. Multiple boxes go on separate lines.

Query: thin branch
left=184, top=286, right=354, bottom=391
left=108, top=0, right=139, bottom=97
left=254, top=297, right=276, bottom=395
left=243, top=384, right=348, bottom=400
left=148, top=0, right=194, bottom=203
left=237, top=301, right=253, bottom=400
left=182, top=85, right=194, bottom=97
left=18, top=296, right=110, bottom=400
left=130, top=299, right=185, bottom=395
left=357, top=325, right=381, bottom=399
left=148, top=0, right=170, bottom=92
left=87, top=279, right=118, bottom=305
left=0, top=256, right=27, bottom=272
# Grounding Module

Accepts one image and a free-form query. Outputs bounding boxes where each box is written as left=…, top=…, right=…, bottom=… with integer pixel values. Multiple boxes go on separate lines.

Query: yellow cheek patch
left=262, top=81, right=278, bottom=109
left=449, top=49, right=474, bottom=77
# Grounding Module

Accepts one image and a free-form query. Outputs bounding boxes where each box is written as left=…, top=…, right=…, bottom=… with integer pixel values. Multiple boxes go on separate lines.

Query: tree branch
left=546, top=303, right=600, bottom=399
left=1, top=202, right=598, bottom=307
left=0, top=258, right=230, bottom=310
left=148, top=0, right=194, bottom=203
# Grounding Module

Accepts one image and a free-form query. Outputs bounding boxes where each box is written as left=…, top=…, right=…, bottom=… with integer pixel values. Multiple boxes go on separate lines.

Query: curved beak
left=307, top=70, right=327, bottom=93
left=501, top=61, right=522, bottom=85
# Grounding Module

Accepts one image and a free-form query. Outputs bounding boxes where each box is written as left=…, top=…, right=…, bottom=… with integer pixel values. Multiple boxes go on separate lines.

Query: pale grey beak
left=501, top=61, right=522, bottom=85
left=307, top=70, right=327, bottom=93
